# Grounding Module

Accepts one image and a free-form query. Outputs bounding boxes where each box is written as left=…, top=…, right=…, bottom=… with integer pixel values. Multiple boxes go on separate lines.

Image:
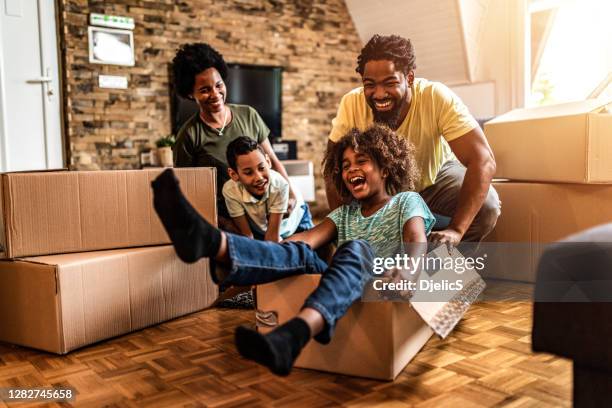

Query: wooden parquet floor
left=0, top=284, right=571, bottom=407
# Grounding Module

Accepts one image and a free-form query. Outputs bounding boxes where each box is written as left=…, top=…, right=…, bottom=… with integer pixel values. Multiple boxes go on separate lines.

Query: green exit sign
left=90, top=13, right=135, bottom=30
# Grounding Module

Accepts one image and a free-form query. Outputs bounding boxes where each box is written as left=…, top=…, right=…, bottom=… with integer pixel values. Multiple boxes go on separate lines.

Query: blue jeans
left=248, top=203, right=315, bottom=240
left=294, top=203, right=314, bottom=233
left=221, top=233, right=374, bottom=344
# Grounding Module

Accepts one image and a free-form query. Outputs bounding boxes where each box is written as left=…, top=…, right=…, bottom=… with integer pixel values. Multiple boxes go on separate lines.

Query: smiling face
left=341, top=147, right=387, bottom=201
left=229, top=149, right=271, bottom=197
left=191, top=67, right=226, bottom=115
left=362, top=60, right=413, bottom=129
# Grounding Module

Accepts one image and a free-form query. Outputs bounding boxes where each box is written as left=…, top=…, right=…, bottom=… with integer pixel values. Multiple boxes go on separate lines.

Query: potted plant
left=155, top=135, right=175, bottom=167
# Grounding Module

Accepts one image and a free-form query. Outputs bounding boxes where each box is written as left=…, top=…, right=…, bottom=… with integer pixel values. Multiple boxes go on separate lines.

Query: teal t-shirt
left=327, top=192, right=435, bottom=258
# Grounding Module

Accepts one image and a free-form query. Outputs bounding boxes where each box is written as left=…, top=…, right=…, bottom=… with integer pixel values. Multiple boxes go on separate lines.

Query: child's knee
left=337, top=240, right=374, bottom=259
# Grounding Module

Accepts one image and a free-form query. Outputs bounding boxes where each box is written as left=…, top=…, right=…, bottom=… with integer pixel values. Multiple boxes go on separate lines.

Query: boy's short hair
left=226, top=136, right=266, bottom=170
left=322, top=124, right=419, bottom=200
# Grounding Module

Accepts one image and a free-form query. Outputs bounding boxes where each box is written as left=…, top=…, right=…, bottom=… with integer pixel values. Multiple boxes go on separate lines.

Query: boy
left=223, top=136, right=313, bottom=242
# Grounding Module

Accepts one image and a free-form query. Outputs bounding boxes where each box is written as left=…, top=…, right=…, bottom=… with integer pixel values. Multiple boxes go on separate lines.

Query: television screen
left=171, top=64, right=283, bottom=139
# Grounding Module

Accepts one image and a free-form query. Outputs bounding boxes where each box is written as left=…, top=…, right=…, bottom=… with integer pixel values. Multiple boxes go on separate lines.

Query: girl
left=151, top=124, right=435, bottom=376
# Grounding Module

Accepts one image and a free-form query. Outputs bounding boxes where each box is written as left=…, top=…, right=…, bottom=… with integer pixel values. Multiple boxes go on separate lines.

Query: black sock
left=235, top=318, right=311, bottom=376
left=151, top=169, right=221, bottom=263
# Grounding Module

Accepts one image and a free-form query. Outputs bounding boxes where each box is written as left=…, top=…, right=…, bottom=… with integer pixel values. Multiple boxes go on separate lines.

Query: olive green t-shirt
left=174, top=103, right=270, bottom=169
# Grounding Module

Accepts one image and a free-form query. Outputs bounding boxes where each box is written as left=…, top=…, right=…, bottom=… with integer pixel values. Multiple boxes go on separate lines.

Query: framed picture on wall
left=88, top=26, right=135, bottom=66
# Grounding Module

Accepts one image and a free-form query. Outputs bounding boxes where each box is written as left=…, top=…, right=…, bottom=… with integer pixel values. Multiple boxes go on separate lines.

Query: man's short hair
left=172, top=43, right=228, bottom=98
left=226, top=136, right=265, bottom=171
left=356, top=34, right=417, bottom=76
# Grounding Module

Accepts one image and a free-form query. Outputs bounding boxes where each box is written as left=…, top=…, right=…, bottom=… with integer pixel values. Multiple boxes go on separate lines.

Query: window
left=529, top=0, right=612, bottom=106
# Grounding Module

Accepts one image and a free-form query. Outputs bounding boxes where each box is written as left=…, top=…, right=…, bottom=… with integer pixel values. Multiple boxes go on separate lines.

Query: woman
left=172, top=43, right=298, bottom=226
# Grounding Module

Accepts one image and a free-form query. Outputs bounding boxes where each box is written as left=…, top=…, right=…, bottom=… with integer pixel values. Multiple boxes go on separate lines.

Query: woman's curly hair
left=323, top=124, right=419, bottom=200
left=356, top=34, right=416, bottom=76
left=172, top=43, right=228, bottom=98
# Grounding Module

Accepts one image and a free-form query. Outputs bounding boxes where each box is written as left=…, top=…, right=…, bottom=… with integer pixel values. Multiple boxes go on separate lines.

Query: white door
left=0, top=0, right=63, bottom=171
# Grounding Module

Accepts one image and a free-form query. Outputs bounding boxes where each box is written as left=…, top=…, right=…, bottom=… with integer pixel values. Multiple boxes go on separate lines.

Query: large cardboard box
left=0, top=168, right=215, bottom=258
left=0, top=245, right=217, bottom=354
left=485, top=98, right=612, bottom=183
left=485, top=181, right=612, bottom=282
left=256, top=275, right=435, bottom=381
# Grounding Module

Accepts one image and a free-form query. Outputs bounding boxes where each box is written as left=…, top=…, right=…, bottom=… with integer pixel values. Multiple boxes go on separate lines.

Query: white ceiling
left=344, top=0, right=471, bottom=84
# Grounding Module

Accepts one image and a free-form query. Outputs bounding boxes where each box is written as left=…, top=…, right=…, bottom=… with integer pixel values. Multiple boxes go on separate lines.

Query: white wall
left=460, top=0, right=529, bottom=114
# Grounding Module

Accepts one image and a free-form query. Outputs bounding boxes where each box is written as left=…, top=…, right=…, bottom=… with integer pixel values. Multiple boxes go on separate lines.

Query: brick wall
left=59, top=0, right=363, bottom=209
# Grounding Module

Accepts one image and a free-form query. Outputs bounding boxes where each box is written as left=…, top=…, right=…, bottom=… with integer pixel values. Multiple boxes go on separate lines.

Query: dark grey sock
left=151, top=169, right=221, bottom=263
left=235, top=318, right=311, bottom=376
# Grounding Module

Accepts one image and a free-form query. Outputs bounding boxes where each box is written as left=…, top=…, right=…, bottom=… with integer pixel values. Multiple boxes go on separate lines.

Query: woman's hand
left=285, top=187, right=298, bottom=218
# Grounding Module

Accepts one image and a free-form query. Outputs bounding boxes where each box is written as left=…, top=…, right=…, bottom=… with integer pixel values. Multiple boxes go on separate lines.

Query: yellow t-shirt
left=328, top=78, right=478, bottom=192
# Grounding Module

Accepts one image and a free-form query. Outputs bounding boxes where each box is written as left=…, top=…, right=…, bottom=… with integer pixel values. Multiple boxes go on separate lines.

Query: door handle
left=27, top=68, right=55, bottom=100
left=26, top=77, right=52, bottom=84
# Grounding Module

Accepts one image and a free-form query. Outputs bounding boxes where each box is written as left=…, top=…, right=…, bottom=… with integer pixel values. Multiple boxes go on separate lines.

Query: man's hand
left=428, top=228, right=463, bottom=247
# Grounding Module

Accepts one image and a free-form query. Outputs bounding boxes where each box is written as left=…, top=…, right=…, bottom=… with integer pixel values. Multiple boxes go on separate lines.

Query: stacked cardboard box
left=484, top=98, right=612, bottom=282
left=0, top=168, right=218, bottom=353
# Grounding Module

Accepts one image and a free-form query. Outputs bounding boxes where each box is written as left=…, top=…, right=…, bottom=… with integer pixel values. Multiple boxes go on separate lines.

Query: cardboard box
left=485, top=98, right=612, bottom=183
left=485, top=181, right=612, bottom=281
left=0, top=168, right=216, bottom=258
left=256, top=275, right=434, bottom=380
left=0, top=245, right=217, bottom=354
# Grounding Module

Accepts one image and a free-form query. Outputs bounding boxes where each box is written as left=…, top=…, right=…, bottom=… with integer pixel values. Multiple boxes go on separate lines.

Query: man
left=325, top=34, right=500, bottom=244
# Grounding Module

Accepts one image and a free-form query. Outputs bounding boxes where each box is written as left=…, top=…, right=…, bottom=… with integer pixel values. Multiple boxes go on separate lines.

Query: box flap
left=409, top=246, right=486, bottom=338
left=21, top=246, right=170, bottom=267
left=57, top=253, right=132, bottom=351
left=0, top=176, right=6, bottom=255
left=2, top=172, right=83, bottom=258
left=0, top=168, right=68, bottom=175
left=587, top=112, right=612, bottom=181
left=486, top=97, right=612, bottom=124
left=0, top=260, right=62, bottom=352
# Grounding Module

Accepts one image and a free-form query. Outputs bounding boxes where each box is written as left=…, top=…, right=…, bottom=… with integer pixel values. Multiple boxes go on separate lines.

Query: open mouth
left=208, top=98, right=224, bottom=107
left=348, top=175, right=367, bottom=191
left=373, top=99, right=393, bottom=111
left=253, top=180, right=268, bottom=190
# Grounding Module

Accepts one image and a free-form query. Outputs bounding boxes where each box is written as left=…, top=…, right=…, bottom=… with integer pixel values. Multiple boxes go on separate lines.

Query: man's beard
left=371, top=99, right=408, bottom=129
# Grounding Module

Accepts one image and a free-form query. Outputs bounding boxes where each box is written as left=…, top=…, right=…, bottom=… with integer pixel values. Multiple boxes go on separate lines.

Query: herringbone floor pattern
left=0, top=284, right=571, bottom=407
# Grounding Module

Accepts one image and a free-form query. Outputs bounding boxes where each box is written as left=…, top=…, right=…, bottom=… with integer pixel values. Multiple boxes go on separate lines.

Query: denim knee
left=307, top=239, right=375, bottom=344
left=337, top=239, right=374, bottom=257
